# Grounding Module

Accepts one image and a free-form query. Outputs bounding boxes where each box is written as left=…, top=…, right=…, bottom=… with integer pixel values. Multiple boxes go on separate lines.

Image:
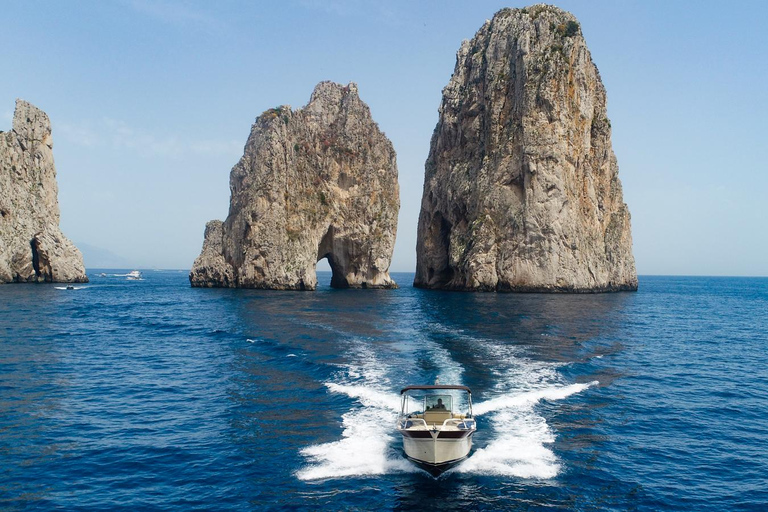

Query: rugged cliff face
left=415, top=5, right=637, bottom=292
left=0, top=100, right=87, bottom=284
left=190, top=82, right=399, bottom=290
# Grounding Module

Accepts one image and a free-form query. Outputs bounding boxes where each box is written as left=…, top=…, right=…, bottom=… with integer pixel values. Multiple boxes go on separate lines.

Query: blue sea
left=1, top=271, right=766, bottom=511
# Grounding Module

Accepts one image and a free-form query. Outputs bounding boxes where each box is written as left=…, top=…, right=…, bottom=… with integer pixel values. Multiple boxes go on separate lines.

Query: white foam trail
left=298, top=342, right=418, bottom=481
left=457, top=382, right=597, bottom=478
left=296, top=393, right=415, bottom=481
left=457, top=408, right=561, bottom=478
left=422, top=324, right=599, bottom=479
left=422, top=334, right=464, bottom=386
left=325, top=383, right=401, bottom=412
left=298, top=326, right=595, bottom=481
left=473, top=382, right=597, bottom=416
left=387, top=321, right=464, bottom=385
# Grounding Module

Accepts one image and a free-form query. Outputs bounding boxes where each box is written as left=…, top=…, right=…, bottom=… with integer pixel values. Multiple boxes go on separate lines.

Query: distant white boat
left=126, top=270, right=142, bottom=280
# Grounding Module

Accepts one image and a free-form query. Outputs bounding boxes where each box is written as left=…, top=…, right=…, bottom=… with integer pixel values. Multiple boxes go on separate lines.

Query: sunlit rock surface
left=0, top=100, right=87, bottom=284
left=191, top=82, right=399, bottom=290
left=415, top=5, right=637, bottom=292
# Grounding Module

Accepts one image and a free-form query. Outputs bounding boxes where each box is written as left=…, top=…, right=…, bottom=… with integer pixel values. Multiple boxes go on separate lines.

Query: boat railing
left=399, top=417, right=476, bottom=430
left=399, top=418, right=428, bottom=429
left=443, top=418, right=476, bottom=430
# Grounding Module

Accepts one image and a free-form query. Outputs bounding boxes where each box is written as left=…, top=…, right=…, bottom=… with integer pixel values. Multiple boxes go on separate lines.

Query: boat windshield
left=401, top=389, right=472, bottom=417
left=426, top=395, right=451, bottom=411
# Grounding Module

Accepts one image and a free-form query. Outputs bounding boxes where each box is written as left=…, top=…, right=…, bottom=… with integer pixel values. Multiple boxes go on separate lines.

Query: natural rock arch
left=190, top=82, right=399, bottom=290
left=316, top=226, right=347, bottom=288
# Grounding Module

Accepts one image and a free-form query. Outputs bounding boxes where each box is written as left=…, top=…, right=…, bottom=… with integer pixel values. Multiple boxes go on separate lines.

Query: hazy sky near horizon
left=2, top=1, right=767, bottom=275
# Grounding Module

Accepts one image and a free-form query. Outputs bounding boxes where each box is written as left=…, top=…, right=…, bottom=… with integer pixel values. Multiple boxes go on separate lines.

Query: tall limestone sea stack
left=415, top=5, right=637, bottom=292
left=0, top=100, right=87, bottom=284
left=190, top=82, right=399, bottom=290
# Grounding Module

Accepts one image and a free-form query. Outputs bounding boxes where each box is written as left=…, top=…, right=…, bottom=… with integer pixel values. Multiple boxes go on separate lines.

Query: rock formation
left=190, top=82, right=399, bottom=290
left=415, top=5, right=637, bottom=292
left=0, top=100, right=87, bottom=283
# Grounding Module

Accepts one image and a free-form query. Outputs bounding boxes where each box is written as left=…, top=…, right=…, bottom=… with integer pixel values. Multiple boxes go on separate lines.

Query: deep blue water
left=1, top=272, right=766, bottom=511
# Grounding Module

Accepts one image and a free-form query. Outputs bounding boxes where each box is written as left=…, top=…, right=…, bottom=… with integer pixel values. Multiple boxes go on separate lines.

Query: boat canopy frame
left=400, top=385, right=471, bottom=394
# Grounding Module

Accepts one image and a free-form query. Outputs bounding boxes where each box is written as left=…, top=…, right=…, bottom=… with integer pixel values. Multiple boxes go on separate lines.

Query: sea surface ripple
left=1, top=272, right=766, bottom=510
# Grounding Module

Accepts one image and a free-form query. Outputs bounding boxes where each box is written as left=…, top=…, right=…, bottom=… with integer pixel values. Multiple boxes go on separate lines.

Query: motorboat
left=126, top=270, right=142, bottom=280
left=397, top=384, right=476, bottom=476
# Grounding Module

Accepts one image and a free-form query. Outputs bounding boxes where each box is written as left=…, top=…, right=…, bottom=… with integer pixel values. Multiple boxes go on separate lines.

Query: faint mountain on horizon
left=76, top=242, right=134, bottom=269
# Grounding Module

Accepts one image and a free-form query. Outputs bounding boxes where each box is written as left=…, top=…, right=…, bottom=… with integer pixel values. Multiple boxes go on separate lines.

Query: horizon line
left=84, top=268, right=768, bottom=279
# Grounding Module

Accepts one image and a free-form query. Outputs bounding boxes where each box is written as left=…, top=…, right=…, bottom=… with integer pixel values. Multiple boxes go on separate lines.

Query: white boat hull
left=397, top=384, right=477, bottom=476
left=402, top=433, right=473, bottom=467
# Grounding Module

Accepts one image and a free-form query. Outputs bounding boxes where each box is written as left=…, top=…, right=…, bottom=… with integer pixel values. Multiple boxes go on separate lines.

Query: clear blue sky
left=2, top=1, right=766, bottom=275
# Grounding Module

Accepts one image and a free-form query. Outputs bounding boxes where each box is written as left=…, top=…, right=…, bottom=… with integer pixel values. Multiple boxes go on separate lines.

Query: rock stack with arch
left=190, top=82, right=399, bottom=290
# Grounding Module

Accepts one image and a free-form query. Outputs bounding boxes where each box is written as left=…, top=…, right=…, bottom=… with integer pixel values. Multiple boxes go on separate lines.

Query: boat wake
left=455, top=382, right=597, bottom=478
left=54, top=286, right=88, bottom=290
left=296, top=345, right=415, bottom=481
left=296, top=384, right=414, bottom=481
left=297, top=330, right=597, bottom=481
left=472, top=382, right=597, bottom=416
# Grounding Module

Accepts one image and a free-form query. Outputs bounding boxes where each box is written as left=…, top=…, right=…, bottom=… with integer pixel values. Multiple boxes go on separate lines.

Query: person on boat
left=433, top=398, right=446, bottom=410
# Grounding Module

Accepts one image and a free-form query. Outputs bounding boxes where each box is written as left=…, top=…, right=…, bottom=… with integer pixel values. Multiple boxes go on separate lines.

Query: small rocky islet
left=0, top=100, right=87, bottom=284
left=2, top=4, right=637, bottom=293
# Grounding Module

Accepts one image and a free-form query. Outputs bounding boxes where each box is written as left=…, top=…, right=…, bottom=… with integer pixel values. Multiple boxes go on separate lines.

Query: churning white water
left=296, top=343, right=416, bottom=481
left=456, top=382, right=596, bottom=478
left=297, top=332, right=596, bottom=481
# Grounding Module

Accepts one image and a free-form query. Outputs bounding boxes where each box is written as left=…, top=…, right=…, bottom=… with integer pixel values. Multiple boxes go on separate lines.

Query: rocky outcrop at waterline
left=0, top=100, right=87, bottom=284
left=415, top=4, right=637, bottom=292
left=190, top=82, right=399, bottom=290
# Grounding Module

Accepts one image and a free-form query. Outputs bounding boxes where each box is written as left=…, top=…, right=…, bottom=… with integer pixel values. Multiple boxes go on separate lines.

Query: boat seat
left=423, top=410, right=452, bottom=425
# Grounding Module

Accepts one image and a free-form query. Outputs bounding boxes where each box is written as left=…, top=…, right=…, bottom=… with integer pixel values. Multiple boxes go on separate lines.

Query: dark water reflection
left=209, top=272, right=643, bottom=509
left=0, top=285, right=70, bottom=504
left=1, top=273, right=766, bottom=510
